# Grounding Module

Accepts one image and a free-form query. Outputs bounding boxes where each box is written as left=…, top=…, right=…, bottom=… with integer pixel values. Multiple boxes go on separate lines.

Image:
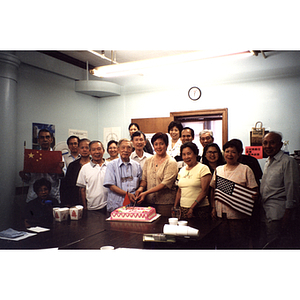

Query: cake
left=110, top=206, right=156, bottom=222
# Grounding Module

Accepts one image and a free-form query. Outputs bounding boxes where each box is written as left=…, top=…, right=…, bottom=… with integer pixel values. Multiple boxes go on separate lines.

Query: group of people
left=19, top=122, right=300, bottom=249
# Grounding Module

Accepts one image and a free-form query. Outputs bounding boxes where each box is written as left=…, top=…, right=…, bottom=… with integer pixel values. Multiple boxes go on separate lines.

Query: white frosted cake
left=110, top=206, right=156, bottom=222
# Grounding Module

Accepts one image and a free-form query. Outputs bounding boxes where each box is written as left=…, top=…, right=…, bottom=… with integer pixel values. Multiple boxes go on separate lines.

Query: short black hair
left=202, top=142, right=225, bottom=167
left=131, top=130, right=146, bottom=141
left=107, top=140, right=118, bottom=152
left=151, top=132, right=169, bottom=147
left=128, top=123, right=140, bottom=130
left=67, top=135, right=80, bottom=145
left=182, top=127, right=195, bottom=138
left=33, top=178, right=51, bottom=195
left=180, top=142, right=199, bottom=156
left=223, top=139, right=243, bottom=153
left=168, top=121, right=183, bottom=136
left=38, top=129, right=53, bottom=138
left=230, top=139, right=244, bottom=151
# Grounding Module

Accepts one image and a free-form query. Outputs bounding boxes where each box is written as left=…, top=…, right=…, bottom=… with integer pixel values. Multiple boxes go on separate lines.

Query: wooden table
left=0, top=210, right=106, bottom=249
left=0, top=210, right=221, bottom=250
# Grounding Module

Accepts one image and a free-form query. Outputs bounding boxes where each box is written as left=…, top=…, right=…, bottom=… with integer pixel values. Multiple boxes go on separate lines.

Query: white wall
left=97, top=51, right=300, bottom=170
left=15, top=51, right=300, bottom=187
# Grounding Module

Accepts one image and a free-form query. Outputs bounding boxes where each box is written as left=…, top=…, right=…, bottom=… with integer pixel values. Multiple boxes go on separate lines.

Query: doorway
left=171, top=108, right=228, bottom=152
left=131, top=108, right=228, bottom=152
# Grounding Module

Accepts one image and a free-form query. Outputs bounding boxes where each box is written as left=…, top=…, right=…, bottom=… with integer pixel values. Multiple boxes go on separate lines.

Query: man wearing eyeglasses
left=64, top=135, right=80, bottom=168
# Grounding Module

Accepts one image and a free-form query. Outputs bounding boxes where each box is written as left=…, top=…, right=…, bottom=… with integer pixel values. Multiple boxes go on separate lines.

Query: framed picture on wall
left=32, top=122, right=55, bottom=149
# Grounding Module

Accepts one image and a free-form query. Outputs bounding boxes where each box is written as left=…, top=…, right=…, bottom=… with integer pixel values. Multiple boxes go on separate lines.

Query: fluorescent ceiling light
left=88, top=50, right=118, bottom=64
left=90, top=50, right=252, bottom=78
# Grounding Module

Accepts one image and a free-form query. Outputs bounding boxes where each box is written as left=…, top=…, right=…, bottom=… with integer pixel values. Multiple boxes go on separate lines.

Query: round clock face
left=188, top=87, right=201, bottom=100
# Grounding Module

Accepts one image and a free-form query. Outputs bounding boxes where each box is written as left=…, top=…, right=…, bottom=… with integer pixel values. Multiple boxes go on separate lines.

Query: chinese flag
left=23, top=149, right=62, bottom=174
left=123, top=191, right=131, bottom=206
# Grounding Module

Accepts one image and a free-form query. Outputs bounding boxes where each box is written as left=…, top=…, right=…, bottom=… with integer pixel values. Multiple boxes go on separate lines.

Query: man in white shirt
left=260, top=131, right=300, bottom=248
left=130, top=131, right=152, bottom=169
left=76, top=140, right=108, bottom=211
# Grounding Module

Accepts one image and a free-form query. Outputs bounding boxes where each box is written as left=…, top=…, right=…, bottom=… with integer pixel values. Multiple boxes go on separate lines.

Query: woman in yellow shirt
left=174, top=142, right=212, bottom=219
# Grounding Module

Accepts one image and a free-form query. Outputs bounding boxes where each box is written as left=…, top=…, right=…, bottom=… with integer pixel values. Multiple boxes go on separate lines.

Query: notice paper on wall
left=103, top=127, right=121, bottom=149
left=68, top=129, right=88, bottom=139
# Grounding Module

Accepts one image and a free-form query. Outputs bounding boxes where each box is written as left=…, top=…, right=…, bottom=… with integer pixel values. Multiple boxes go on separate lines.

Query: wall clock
left=188, top=86, right=201, bottom=101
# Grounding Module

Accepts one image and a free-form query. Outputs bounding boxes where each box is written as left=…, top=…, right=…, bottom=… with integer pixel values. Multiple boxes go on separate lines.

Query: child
left=24, top=178, right=59, bottom=226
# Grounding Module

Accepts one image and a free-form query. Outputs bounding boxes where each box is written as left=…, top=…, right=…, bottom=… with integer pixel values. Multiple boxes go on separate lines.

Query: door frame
left=170, top=108, right=228, bottom=146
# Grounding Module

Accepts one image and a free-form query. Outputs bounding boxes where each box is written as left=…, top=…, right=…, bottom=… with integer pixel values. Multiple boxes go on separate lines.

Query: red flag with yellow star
left=23, top=149, right=62, bottom=173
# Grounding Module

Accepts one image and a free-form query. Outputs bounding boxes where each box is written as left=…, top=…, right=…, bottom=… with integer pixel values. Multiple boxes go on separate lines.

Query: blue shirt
left=103, top=157, right=142, bottom=212
left=261, top=150, right=300, bottom=221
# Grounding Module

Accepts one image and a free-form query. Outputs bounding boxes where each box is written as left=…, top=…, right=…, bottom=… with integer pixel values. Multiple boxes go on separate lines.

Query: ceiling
left=40, top=50, right=196, bottom=71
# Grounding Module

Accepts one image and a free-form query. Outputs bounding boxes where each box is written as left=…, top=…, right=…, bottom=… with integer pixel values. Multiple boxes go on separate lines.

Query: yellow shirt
left=178, top=163, right=211, bottom=208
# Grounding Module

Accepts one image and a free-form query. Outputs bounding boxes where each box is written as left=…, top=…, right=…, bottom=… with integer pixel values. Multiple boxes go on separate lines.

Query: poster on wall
left=103, top=127, right=121, bottom=149
left=68, top=129, right=88, bottom=139
left=32, top=122, right=55, bottom=149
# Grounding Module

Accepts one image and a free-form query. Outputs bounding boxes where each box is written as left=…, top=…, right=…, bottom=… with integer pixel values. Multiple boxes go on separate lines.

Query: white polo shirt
left=130, top=150, right=153, bottom=169
left=76, top=160, right=108, bottom=210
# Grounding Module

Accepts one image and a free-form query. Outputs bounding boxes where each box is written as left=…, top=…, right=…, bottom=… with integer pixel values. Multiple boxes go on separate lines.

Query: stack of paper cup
left=163, top=224, right=199, bottom=237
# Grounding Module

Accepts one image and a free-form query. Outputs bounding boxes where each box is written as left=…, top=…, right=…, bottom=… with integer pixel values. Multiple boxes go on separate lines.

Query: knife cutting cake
left=110, top=206, right=156, bottom=221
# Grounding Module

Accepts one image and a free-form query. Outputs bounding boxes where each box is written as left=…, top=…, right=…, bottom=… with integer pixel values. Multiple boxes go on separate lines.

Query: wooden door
left=132, top=108, right=228, bottom=146
left=131, top=117, right=173, bottom=134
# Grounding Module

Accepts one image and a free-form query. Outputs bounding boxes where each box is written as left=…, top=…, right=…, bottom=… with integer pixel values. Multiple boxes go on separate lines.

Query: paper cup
left=178, top=220, right=188, bottom=226
left=163, top=224, right=199, bottom=237
left=168, top=218, right=178, bottom=225
left=163, top=224, right=178, bottom=235
left=100, top=246, right=115, bottom=250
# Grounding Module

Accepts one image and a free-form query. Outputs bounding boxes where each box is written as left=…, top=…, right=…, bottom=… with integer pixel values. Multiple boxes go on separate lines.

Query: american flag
left=215, top=175, right=256, bottom=216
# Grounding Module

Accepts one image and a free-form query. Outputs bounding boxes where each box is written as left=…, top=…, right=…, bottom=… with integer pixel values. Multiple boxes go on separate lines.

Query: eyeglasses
left=206, top=151, right=218, bottom=154
left=38, top=135, right=51, bottom=140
